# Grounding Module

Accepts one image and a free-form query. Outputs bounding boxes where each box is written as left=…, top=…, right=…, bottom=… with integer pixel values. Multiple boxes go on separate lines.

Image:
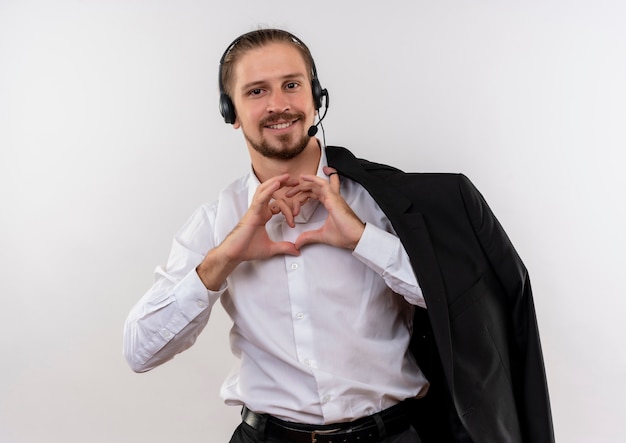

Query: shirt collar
left=246, top=144, right=327, bottom=224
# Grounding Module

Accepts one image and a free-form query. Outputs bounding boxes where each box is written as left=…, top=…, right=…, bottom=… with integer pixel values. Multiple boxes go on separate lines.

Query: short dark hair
left=219, top=28, right=315, bottom=96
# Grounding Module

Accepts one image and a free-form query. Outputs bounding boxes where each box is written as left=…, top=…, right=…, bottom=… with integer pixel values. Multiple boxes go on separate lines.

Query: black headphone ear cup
left=311, top=78, right=323, bottom=110
left=219, top=93, right=236, bottom=124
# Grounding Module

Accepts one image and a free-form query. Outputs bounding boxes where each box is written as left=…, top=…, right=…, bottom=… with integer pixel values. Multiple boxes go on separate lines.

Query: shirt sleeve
left=123, top=203, right=226, bottom=372
left=352, top=223, right=426, bottom=308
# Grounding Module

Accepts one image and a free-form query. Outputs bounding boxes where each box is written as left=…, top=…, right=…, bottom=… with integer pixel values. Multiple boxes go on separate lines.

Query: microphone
left=307, top=123, right=320, bottom=137
left=307, top=89, right=329, bottom=137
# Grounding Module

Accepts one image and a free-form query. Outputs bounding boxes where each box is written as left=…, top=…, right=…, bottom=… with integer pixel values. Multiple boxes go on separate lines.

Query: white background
left=1, top=1, right=625, bottom=442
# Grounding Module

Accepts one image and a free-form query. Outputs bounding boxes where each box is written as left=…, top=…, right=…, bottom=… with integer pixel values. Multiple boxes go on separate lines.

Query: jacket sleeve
left=458, top=175, right=554, bottom=442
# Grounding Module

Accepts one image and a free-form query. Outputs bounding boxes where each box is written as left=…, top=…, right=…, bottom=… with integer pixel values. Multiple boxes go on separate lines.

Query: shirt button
left=322, top=395, right=331, bottom=404
left=296, top=312, right=304, bottom=319
left=303, top=358, right=311, bottom=366
left=290, top=263, right=299, bottom=270
left=161, top=329, right=172, bottom=339
left=197, top=300, right=206, bottom=309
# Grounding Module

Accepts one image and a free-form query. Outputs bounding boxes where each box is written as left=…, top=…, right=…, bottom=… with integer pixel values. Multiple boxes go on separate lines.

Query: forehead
left=232, top=42, right=310, bottom=89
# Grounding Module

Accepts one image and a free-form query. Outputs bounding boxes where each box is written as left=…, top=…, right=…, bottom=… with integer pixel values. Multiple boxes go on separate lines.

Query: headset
left=218, top=30, right=328, bottom=129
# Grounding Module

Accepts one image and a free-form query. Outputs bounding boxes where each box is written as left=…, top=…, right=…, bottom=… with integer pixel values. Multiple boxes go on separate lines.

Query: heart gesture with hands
left=197, top=174, right=301, bottom=290
left=220, top=174, right=302, bottom=263
left=289, top=166, right=366, bottom=251
left=196, top=168, right=365, bottom=291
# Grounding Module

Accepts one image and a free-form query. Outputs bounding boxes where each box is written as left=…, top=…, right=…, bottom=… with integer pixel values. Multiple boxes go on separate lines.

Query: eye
left=285, top=82, right=299, bottom=90
left=248, top=88, right=263, bottom=96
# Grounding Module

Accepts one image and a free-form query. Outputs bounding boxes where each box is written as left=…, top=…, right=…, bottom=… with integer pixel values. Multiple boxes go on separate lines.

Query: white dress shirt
left=123, top=147, right=429, bottom=424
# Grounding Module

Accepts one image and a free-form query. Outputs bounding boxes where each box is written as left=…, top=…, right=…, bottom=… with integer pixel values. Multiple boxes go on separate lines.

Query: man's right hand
left=196, top=174, right=301, bottom=290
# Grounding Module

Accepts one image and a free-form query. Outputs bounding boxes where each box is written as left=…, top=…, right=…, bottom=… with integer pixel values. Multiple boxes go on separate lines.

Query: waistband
left=241, top=401, right=412, bottom=443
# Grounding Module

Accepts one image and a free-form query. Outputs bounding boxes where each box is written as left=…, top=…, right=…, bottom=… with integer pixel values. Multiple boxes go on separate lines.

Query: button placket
left=282, top=224, right=318, bottom=381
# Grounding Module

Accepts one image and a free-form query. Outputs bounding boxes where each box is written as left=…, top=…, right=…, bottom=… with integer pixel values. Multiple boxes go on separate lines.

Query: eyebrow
left=240, top=73, right=307, bottom=93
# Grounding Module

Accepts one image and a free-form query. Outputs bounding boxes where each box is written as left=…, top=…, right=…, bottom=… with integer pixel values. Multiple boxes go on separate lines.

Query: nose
left=267, top=89, right=290, bottom=113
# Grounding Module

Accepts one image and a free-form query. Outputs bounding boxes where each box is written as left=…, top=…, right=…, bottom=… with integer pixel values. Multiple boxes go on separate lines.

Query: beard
left=243, top=112, right=310, bottom=160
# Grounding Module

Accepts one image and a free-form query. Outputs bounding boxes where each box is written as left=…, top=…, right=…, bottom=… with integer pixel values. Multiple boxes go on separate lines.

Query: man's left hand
left=286, top=166, right=366, bottom=251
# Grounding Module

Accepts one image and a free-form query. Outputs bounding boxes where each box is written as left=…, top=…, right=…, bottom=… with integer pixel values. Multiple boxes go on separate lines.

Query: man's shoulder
left=217, top=173, right=251, bottom=200
left=193, top=174, right=250, bottom=218
left=326, top=145, right=465, bottom=183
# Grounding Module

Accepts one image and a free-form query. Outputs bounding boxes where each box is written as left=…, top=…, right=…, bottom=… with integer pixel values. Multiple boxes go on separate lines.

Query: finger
left=323, top=166, right=337, bottom=176
left=254, top=174, right=290, bottom=205
left=300, top=172, right=338, bottom=194
left=284, top=180, right=316, bottom=197
left=269, top=200, right=281, bottom=214
left=292, top=189, right=314, bottom=204
left=297, top=175, right=329, bottom=197
left=323, top=166, right=341, bottom=192
left=284, top=185, right=303, bottom=198
left=274, top=198, right=296, bottom=227
left=289, top=184, right=322, bottom=203
left=295, top=229, right=323, bottom=249
left=270, top=241, right=301, bottom=257
left=291, top=197, right=302, bottom=217
left=283, top=177, right=300, bottom=187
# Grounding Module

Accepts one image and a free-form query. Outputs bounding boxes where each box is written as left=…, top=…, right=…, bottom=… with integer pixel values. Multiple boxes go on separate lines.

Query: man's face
left=230, top=42, right=316, bottom=160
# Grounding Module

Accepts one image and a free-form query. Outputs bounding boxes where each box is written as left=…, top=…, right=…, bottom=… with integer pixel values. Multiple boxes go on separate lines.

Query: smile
left=266, top=120, right=297, bottom=130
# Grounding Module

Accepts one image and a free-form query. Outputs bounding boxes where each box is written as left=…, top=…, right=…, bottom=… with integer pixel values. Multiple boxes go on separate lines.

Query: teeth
left=268, top=122, right=293, bottom=129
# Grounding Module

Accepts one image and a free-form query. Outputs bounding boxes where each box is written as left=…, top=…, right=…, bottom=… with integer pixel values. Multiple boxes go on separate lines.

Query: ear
left=233, top=118, right=241, bottom=129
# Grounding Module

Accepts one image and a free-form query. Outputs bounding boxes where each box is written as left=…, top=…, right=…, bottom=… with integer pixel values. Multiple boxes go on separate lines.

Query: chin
left=248, top=133, right=310, bottom=161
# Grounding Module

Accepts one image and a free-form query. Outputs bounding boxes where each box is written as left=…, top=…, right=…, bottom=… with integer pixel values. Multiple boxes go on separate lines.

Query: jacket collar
left=325, top=146, right=412, bottom=215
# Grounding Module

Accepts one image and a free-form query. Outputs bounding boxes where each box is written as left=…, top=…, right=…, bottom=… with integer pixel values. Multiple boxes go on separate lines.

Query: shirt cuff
left=352, top=223, right=397, bottom=275
left=171, top=269, right=225, bottom=322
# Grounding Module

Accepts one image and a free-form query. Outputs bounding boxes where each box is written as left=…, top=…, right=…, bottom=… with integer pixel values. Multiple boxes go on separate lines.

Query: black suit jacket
left=326, top=146, right=554, bottom=443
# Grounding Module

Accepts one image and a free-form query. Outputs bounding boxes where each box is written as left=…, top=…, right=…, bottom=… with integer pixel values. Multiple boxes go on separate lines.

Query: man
left=124, top=29, right=554, bottom=443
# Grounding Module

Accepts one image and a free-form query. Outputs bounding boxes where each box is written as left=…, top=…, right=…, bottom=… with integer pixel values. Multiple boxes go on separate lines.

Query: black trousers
left=229, top=422, right=422, bottom=443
